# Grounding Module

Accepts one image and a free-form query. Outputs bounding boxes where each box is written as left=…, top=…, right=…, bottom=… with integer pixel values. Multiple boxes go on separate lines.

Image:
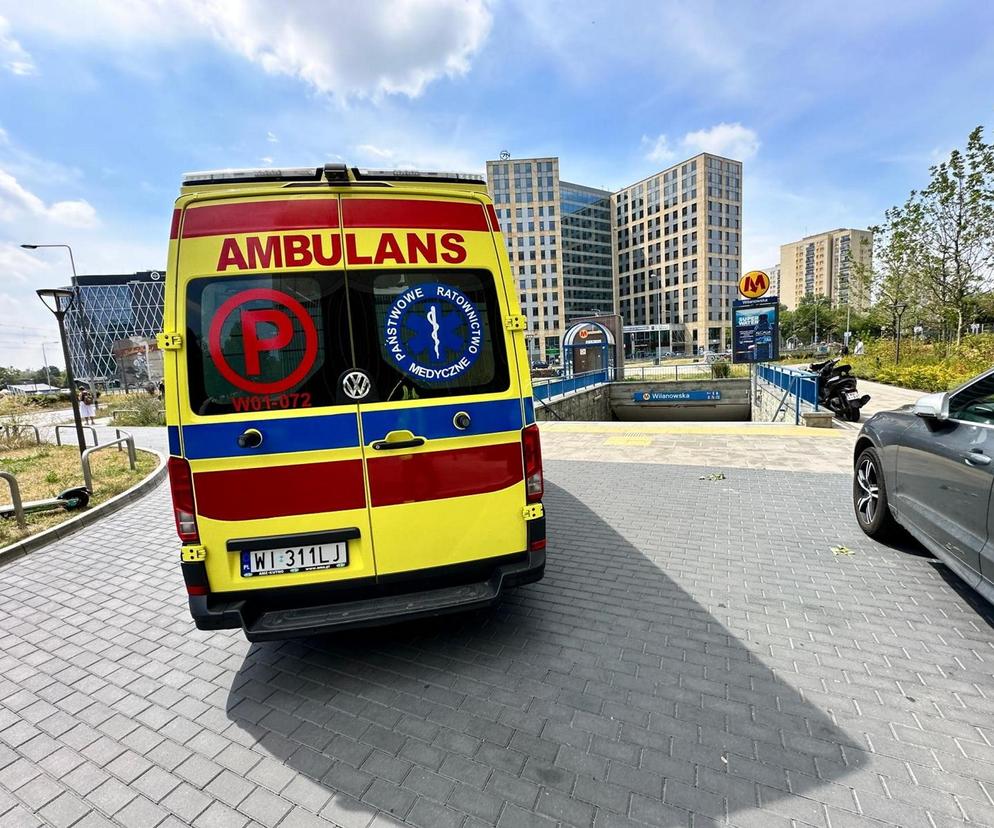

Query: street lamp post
left=37, top=288, right=87, bottom=456
left=21, top=243, right=98, bottom=398
left=894, top=301, right=908, bottom=365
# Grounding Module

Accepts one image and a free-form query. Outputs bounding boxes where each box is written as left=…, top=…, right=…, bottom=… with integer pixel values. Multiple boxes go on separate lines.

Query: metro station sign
left=738, top=270, right=771, bottom=299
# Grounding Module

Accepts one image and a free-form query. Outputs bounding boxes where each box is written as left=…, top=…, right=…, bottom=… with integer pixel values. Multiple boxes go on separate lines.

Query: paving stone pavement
left=1, top=455, right=994, bottom=827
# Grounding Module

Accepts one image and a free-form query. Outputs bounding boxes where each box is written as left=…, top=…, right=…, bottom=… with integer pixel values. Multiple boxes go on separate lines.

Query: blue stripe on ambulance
left=523, top=397, right=535, bottom=425
left=167, top=425, right=181, bottom=456
left=360, top=398, right=524, bottom=443
left=181, top=412, right=360, bottom=460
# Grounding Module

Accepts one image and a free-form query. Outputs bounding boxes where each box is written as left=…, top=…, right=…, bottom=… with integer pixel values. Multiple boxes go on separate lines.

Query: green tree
left=900, top=127, right=994, bottom=345
left=781, top=294, right=839, bottom=344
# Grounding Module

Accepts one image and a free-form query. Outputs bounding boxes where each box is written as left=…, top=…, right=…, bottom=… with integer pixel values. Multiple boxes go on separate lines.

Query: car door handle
left=963, top=450, right=991, bottom=466
left=371, top=430, right=425, bottom=451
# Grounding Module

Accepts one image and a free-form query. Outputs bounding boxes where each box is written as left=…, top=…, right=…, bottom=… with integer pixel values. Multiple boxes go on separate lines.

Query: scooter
left=809, top=358, right=870, bottom=422
left=0, top=486, right=90, bottom=520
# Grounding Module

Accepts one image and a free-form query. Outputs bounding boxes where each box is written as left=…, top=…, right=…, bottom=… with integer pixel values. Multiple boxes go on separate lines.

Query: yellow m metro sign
left=738, top=270, right=770, bottom=299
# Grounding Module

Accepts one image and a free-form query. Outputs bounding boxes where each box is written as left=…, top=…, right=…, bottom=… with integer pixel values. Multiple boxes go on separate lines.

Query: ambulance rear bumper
left=188, top=548, right=545, bottom=641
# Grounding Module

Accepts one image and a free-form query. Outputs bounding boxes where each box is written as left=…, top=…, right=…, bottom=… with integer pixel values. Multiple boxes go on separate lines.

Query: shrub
left=711, top=361, right=731, bottom=378
left=111, top=394, right=165, bottom=427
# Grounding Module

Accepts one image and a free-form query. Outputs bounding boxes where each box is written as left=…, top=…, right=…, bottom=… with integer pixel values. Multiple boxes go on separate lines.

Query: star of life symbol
left=427, top=304, right=441, bottom=358
left=342, top=370, right=371, bottom=400
left=383, top=282, right=483, bottom=384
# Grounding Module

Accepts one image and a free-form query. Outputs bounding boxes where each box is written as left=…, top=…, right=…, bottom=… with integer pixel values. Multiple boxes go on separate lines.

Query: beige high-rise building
left=486, top=157, right=614, bottom=361
left=615, top=153, right=742, bottom=354
left=779, top=228, right=873, bottom=311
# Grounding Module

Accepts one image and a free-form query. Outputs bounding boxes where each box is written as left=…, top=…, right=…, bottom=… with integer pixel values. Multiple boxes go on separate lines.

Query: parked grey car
left=853, top=369, right=994, bottom=605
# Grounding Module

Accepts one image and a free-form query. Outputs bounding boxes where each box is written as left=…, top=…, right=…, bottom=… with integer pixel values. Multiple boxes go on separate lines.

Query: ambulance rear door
left=340, top=192, right=529, bottom=576
left=172, top=194, right=378, bottom=594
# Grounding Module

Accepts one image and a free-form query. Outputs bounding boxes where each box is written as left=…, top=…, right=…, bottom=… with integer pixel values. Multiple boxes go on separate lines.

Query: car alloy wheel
left=855, top=455, right=879, bottom=526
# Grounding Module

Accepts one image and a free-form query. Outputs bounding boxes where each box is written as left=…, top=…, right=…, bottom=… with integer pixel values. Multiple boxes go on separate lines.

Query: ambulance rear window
left=350, top=269, right=509, bottom=401
left=185, top=273, right=349, bottom=415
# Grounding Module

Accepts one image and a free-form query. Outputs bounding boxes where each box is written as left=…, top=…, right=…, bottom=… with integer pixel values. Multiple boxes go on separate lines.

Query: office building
left=779, top=228, right=873, bottom=311
left=486, top=157, right=613, bottom=361
left=65, top=270, right=166, bottom=386
left=615, top=153, right=742, bottom=355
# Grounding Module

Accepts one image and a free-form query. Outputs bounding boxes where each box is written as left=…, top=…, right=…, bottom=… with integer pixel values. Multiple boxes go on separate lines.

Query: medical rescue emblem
left=384, top=282, right=483, bottom=384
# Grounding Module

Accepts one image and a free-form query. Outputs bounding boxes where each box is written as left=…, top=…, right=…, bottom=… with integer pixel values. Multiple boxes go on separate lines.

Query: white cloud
left=642, top=123, right=760, bottom=166
left=356, top=143, right=396, bottom=160
left=0, top=168, right=99, bottom=227
left=259, top=156, right=273, bottom=166
left=266, top=131, right=278, bottom=144
left=2, top=1, right=493, bottom=98
left=0, top=15, right=34, bottom=75
left=640, top=134, right=675, bottom=164
left=682, top=123, right=760, bottom=161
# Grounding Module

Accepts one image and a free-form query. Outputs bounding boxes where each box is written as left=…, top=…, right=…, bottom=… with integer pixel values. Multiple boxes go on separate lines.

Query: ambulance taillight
left=522, top=424, right=544, bottom=503
left=167, top=457, right=200, bottom=543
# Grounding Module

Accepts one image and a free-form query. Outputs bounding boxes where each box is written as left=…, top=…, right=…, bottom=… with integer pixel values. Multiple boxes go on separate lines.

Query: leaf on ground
left=699, top=472, right=726, bottom=481
left=832, top=545, right=854, bottom=556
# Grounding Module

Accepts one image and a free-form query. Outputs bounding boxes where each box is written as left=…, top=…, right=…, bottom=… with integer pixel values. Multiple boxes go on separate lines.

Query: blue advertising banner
left=733, top=297, right=779, bottom=363
left=632, top=390, right=722, bottom=403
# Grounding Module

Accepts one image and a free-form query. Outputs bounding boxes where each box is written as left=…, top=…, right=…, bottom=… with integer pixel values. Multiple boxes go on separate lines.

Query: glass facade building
left=65, top=271, right=166, bottom=385
left=487, top=157, right=614, bottom=361
left=560, top=182, right=613, bottom=320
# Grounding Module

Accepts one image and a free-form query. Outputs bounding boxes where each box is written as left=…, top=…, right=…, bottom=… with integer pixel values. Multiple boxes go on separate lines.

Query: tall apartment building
left=486, top=157, right=613, bottom=360
left=766, top=263, right=781, bottom=298
left=615, top=154, right=742, bottom=354
left=779, top=228, right=873, bottom=311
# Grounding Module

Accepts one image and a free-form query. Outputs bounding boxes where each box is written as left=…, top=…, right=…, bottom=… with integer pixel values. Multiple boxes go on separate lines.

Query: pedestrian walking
left=79, top=388, right=97, bottom=425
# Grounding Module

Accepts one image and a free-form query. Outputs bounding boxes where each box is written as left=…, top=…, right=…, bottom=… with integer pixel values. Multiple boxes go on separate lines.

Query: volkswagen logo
left=341, top=370, right=371, bottom=401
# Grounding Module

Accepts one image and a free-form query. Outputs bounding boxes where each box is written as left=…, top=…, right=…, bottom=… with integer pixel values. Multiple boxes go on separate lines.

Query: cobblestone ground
left=1, top=459, right=993, bottom=827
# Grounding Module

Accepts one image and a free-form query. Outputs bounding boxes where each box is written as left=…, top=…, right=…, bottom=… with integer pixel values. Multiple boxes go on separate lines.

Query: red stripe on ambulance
left=193, top=460, right=365, bottom=520
left=182, top=199, right=340, bottom=238
left=342, top=199, right=488, bottom=231
left=366, top=443, right=523, bottom=507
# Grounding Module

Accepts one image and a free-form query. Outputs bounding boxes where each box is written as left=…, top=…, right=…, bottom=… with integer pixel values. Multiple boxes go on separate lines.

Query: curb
left=0, top=448, right=167, bottom=568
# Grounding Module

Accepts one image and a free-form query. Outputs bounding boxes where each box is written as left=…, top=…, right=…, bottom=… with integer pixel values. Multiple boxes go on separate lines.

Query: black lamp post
left=21, top=243, right=98, bottom=397
left=37, top=288, right=87, bottom=456
left=894, top=301, right=908, bottom=365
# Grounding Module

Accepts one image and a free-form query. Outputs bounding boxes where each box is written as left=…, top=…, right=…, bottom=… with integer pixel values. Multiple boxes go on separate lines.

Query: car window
left=185, top=273, right=351, bottom=416
left=949, top=373, right=994, bottom=425
left=348, top=269, right=509, bottom=402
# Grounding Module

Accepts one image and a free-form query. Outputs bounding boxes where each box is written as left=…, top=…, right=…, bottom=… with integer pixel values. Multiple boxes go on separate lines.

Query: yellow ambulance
left=160, top=164, right=545, bottom=640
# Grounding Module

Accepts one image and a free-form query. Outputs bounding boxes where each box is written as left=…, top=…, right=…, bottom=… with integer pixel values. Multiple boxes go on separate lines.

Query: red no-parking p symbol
left=207, top=288, right=318, bottom=394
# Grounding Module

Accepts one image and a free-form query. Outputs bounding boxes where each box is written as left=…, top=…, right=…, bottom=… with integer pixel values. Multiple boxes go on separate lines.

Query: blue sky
left=2, top=0, right=993, bottom=368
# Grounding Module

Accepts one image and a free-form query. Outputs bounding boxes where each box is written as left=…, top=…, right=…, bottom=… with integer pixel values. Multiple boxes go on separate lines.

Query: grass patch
left=0, top=444, right=158, bottom=547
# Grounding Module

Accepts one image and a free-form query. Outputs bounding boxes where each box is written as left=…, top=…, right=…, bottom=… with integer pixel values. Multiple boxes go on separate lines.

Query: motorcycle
left=809, top=358, right=870, bottom=422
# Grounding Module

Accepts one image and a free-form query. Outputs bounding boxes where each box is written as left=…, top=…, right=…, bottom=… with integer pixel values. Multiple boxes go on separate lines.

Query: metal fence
left=617, top=363, right=751, bottom=383
left=756, top=363, right=820, bottom=424
left=532, top=370, right=610, bottom=401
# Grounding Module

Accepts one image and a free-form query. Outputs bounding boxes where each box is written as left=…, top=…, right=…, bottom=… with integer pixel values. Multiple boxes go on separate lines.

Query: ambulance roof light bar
left=182, top=167, right=323, bottom=185
left=354, top=168, right=486, bottom=184
left=181, top=164, right=485, bottom=186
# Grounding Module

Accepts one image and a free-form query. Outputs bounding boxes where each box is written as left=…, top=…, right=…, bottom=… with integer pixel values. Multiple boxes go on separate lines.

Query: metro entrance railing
left=755, top=363, right=820, bottom=424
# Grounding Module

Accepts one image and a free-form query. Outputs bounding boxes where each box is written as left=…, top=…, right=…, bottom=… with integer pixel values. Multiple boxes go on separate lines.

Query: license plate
left=240, top=543, right=347, bottom=577
left=845, top=391, right=860, bottom=400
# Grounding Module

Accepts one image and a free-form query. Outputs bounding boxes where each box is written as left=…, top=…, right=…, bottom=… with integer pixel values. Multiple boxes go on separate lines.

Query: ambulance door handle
left=237, top=428, right=263, bottom=449
left=372, top=439, right=424, bottom=451
left=371, top=430, right=425, bottom=451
